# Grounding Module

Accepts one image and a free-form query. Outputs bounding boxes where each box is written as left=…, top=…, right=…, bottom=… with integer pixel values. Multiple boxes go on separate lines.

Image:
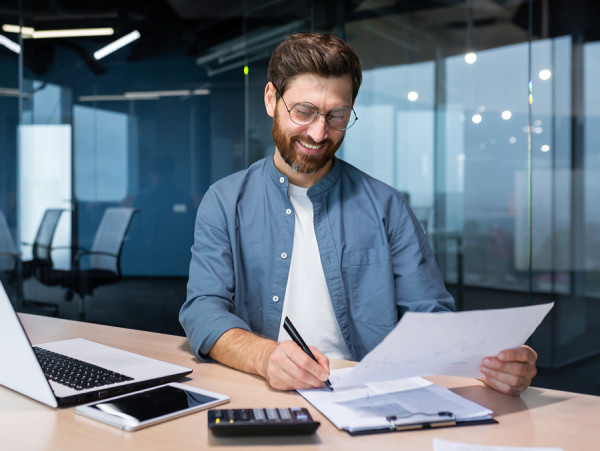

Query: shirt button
left=273, top=295, right=279, bottom=302
left=281, top=252, right=288, bottom=259
left=285, top=208, right=292, bottom=215
left=279, top=177, right=285, bottom=183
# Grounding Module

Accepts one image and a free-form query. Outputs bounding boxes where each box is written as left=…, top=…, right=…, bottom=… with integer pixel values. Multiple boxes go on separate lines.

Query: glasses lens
left=327, top=107, right=354, bottom=130
left=290, top=103, right=318, bottom=125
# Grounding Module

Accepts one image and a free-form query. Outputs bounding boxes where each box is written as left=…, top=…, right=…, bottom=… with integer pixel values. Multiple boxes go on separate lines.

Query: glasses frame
left=273, top=84, right=358, bottom=131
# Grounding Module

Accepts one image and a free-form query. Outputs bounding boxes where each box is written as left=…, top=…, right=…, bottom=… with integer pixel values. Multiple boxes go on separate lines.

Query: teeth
left=298, top=140, right=320, bottom=150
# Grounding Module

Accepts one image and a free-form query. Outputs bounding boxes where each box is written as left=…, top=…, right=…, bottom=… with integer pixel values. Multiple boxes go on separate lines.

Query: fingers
left=480, top=346, right=538, bottom=396
left=264, top=341, right=330, bottom=391
left=497, top=345, right=538, bottom=363
left=309, top=345, right=330, bottom=373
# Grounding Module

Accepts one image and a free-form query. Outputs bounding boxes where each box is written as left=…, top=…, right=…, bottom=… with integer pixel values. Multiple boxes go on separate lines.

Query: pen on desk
left=283, top=316, right=334, bottom=391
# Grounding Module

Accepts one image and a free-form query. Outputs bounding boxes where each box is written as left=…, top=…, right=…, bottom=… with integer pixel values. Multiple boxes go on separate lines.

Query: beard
left=272, top=111, right=344, bottom=175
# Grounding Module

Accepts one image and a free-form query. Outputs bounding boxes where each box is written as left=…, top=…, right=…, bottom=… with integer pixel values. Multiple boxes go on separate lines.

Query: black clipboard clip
left=385, top=411, right=457, bottom=431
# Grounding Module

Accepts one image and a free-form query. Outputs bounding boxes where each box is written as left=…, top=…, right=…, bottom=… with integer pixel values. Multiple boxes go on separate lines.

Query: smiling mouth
left=296, top=139, right=324, bottom=152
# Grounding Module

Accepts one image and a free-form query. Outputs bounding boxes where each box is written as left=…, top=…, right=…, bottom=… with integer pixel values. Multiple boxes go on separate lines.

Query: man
left=180, top=33, right=537, bottom=396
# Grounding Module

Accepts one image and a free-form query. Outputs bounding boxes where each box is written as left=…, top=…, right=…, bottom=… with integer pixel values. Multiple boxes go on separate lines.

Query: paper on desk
left=299, top=370, right=492, bottom=434
left=336, top=303, right=553, bottom=388
left=433, top=438, right=564, bottom=451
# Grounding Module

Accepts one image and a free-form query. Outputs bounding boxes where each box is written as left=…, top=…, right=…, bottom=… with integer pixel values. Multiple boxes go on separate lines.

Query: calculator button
left=278, top=408, right=292, bottom=420
left=266, top=408, right=279, bottom=420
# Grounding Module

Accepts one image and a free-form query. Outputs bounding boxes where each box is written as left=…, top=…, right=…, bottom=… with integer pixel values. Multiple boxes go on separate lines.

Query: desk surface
left=1, top=314, right=598, bottom=451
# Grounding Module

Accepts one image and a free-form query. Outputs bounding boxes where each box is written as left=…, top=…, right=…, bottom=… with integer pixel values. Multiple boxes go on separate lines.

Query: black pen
left=283, top=316, right=334, bottom=391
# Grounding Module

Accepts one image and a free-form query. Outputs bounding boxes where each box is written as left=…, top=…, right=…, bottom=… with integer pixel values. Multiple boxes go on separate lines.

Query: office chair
left=34, top=206, right=138, bottom=319
left=0, top=210, right=19, bottom=284
left=17, top=208, right=67, bottom=316
left=21, top=208, right=66, bottom=280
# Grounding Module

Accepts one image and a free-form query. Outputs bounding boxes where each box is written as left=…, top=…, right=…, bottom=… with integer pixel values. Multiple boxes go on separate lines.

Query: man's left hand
left=480, top=345, right=538, bottom=396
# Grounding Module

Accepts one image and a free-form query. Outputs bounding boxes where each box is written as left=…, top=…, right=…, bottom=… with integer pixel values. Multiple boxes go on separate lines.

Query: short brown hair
left=268, top=32, right=362, bottom=102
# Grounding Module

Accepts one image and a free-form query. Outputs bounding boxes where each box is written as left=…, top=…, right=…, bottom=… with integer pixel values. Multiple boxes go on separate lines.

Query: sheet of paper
left=299, top=371, right=492, bottom=434
left=433, top=438, right=564, bottom=451
left=336, top=303, right=553, bottom=388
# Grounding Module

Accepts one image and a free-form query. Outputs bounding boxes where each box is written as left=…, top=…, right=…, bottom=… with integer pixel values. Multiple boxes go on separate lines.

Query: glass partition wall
left=1, top=0, right=598, bottom=395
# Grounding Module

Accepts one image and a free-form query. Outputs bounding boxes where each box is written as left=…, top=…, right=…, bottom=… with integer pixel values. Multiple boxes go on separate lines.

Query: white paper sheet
left=336, top=303, right=553, bottom=388
left=433, top=438, right=564, bottom=451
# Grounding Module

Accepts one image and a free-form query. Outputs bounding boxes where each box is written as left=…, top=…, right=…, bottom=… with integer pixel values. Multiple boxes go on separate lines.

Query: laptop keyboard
left=33, top=347, right=134, bottom=391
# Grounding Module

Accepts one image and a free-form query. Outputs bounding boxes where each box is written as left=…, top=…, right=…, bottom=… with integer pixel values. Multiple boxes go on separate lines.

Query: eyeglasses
left=274, top=84, right=358, bottom=131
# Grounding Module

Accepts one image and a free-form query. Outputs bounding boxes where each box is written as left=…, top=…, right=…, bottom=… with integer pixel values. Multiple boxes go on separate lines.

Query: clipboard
left=345, top=411, right=497, bottom=436
left=298, top=375, right=496, bottom=437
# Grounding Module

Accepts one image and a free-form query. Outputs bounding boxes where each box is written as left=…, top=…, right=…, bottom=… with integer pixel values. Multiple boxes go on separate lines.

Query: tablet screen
left=87, top=385, right=219, bottom=423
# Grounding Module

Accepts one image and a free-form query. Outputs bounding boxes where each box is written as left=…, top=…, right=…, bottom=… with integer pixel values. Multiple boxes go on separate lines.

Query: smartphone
left=75, top=383, right=229, bottom=431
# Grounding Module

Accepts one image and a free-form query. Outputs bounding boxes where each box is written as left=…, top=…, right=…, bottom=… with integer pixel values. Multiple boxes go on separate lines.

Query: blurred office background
left=0, top=0, right=598, bottom=395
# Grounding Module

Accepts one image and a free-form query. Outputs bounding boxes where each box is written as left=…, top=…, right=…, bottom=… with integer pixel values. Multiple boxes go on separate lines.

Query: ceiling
left=0, top=0, right=598, bottom=76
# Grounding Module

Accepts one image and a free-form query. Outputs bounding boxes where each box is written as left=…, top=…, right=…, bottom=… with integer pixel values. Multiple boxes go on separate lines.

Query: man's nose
left=306, top=114, right=328, bottom=143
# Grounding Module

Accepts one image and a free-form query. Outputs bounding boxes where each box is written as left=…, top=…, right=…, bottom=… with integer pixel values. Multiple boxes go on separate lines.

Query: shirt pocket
left=347, top=244, right=397, bottom=327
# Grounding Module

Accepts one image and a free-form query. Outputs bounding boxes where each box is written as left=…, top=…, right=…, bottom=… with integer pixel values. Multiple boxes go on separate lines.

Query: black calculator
left=207, top=407, right=320, bottom=436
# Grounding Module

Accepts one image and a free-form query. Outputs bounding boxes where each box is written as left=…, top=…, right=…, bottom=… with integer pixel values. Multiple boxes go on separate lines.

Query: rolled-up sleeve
left=179, top=188, right=251, bottom=360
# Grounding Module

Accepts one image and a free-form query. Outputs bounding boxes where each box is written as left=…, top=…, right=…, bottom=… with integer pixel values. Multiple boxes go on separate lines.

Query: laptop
left=0, top=282, right=192, bottom=407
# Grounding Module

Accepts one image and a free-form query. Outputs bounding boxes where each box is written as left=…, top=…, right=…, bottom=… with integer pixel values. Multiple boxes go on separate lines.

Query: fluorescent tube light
left=33, top=28, right=114, bottom=39
left=2, top=24, right=113, bottom=39
left=124, top=90, right=191, bottom=98
left=0, top=87, right=20, bottom=96
left=2, top=24, right=34, bottom=35
left=0, top=34, right=20, bottom=54
left=79, top=89, right=211, bottom=102
left=93, top=30, right=141, bottom=60
left=78, top=95, right=130, bottom=102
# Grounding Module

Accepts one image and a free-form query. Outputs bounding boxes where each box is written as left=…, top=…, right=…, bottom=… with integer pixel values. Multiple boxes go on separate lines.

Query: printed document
left=299, top=369, right=493, bottom=434
left=336, top=303, right=553, bottom=388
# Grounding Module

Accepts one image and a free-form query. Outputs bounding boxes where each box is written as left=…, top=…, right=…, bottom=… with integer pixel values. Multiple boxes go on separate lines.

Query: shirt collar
left=266, top=152, right=341, bottom=196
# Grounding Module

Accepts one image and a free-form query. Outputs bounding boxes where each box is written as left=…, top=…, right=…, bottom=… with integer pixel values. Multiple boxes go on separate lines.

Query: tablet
left=75, top=383, right=229, bottom=431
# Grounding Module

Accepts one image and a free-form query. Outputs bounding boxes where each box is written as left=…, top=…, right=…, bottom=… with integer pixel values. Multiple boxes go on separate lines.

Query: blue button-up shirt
left=180, top=155, right=455, bottom=362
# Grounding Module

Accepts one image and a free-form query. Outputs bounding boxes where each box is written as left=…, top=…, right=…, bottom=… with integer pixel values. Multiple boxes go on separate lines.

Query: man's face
left=271, top=74, right=353, bottom=175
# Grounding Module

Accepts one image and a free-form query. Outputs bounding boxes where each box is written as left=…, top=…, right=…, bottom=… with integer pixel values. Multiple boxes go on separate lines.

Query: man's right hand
left=261, top=340, right=330, bottom=390
left=208, top=328, right=330, bottom=391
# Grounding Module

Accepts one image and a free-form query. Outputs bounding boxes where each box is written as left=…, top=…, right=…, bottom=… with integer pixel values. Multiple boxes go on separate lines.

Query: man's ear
left=264, top=82, right=277, bottom=118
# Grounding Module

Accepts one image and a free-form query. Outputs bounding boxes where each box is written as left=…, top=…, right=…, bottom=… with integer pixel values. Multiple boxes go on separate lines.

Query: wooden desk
left=1, top=314, right=598, bottom=450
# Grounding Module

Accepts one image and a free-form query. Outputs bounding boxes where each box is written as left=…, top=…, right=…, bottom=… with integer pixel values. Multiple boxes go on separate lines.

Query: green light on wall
left=243, top=65, right=249, bottom=75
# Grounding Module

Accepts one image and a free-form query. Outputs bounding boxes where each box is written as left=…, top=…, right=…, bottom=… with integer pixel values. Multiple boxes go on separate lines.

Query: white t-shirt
left=277, top=184, right=352, bottom=360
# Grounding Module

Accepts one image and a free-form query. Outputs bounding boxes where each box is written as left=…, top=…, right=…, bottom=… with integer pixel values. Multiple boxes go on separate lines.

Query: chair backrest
left=0, top=210, right=18, bottom=272
left=32, top=209, right=64, bottom=264
left=89, top=207, right=138, bottom=274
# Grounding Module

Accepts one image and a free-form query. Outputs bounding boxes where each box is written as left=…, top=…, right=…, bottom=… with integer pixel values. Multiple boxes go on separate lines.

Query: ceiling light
left=33, top=28, right=114, bottom=39
left=2, top=24, right=34, bottom=36
left=93, top=30, right=141, bottom=60
left=407, top=91, right=419, bottom=102
left=541, top=145, right=550, bottom=152
left=2, top=24, right=113, bottom=39
left=501, top=110, right=512, bottom=120
left=471, top=114, right=482, bottom=124
left=0, top=34, right=20, bottom=54
left=464, top=52, right=477, bottom=64
left=124, top=90, right=192, bottom=98
left=0, top=87, right=20, bottom=96
left=539, top=69, right=552, bottom=80
left=79, top=89, right=211, bottom=102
